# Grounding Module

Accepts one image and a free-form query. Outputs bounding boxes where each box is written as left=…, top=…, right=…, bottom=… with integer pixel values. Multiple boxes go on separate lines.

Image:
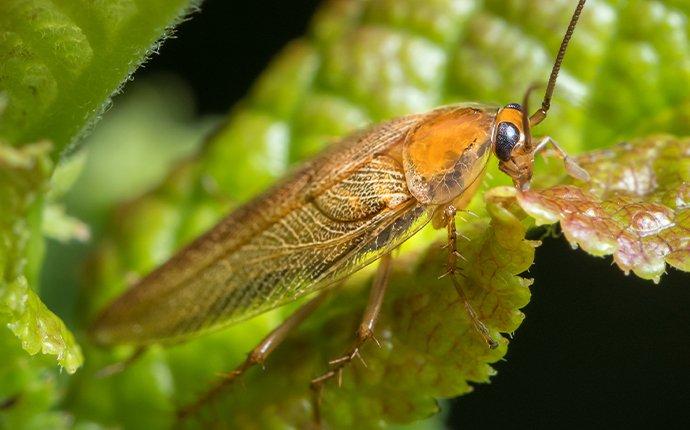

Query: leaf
left=0, top=329, right=72, bottom=430
left=0, top=0, right=206, bottom=382
left=1, top=277, right=83, bottom=374
left=0, top=142, right=82, bottom=373
left=518, top=135, right=690, bottom=282
left=0, top=0, right=210, bottom=397
left=0, top=0, right=201, bottom=157
left=177, top=187, right=535, bottom=429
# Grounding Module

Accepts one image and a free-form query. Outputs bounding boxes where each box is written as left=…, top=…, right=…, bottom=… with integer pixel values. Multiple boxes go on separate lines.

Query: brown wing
left=91, top=113, right=436, bottom=346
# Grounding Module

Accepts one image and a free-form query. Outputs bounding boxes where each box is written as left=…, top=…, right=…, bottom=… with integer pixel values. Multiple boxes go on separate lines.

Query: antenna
left=529, top=0, right=587, bottom=127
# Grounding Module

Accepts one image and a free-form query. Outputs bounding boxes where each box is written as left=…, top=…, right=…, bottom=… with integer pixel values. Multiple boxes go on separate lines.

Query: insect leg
left=443, top=205, right=498, bottom=349
left=94, top=346, right=147, bottom=378
left=176, top=289, right=332, bottom=421
left=533, top=136, right=590, bottom=182
left=309, top=253, right=392, bottom=426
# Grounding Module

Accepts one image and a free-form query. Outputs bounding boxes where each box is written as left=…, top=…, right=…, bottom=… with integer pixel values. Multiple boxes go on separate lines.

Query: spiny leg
left=442, top=205, right=498, bottom=349
left=310, top=253, right=392, bottom=426
left=176, top=289, right=332, bottom=421
left=533, top=136, right=590, bottom=182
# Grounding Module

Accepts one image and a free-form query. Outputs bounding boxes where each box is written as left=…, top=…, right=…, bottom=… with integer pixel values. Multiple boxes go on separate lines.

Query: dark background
left=138, top=1, right=690, bottom=428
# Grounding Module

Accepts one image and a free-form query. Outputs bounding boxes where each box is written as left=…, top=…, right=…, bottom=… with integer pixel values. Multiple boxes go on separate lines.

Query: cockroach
left=90, top=0, right=590, bottom=422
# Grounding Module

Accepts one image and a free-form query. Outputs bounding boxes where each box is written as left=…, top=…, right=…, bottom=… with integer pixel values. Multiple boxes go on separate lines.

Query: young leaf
left=1, top=277, right=83, bottom=374
left=519, top=135, right=690, bottom=282
left=0, top=142, right=82, bottom=373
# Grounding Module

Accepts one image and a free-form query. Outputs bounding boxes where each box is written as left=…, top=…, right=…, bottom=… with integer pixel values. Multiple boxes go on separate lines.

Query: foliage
left=519, top=135, right=690, bottom=282
left=0, top=0, right=201, bottom=154
left=1, top=0, right=689, bottom=429
left=0, top=142, right=82, bottom=372
left=0, top=142, right=80, bottom=430
left=0, top=0, right=203, bottom=425
left=0, top=0, right=201, bottom=364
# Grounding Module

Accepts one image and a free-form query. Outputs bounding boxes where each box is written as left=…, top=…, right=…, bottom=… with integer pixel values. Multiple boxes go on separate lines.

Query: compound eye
left=495, top=121, right=520, bottom=161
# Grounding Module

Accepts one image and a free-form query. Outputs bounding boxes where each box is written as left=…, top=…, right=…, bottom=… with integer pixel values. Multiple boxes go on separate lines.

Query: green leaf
left=519, top=135, right=690, bottom=282
left=1, top=277, right=82, bottom=374
left=0, top=0, right=206, bottom=390
left=0, top=329, right=72, bottom=430
left=0, top=142, right=82, bottom=373
left=0, top=0, right=207, bottom=381
left=0, top=0, right=201, bottom=156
